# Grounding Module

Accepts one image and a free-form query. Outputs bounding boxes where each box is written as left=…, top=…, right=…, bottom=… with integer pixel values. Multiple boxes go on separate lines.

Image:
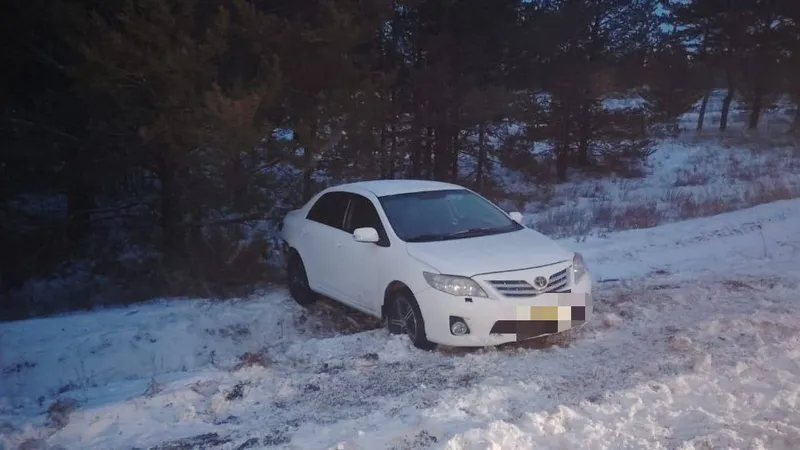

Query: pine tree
left=640, top=41, right=705, bottom=134
left=537, top=0, right=661, bottom=180
left=70, top=0, right=283, bottom=262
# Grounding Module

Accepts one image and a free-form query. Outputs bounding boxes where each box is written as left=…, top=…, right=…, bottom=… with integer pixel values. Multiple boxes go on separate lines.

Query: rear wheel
left=287, top=251, right=317, bottom=307
left=387, top=289, right=436, bottom=351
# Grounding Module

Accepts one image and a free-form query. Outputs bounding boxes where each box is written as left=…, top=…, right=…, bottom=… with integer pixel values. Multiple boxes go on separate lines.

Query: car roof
left=332, top=179, right=466, bottom=197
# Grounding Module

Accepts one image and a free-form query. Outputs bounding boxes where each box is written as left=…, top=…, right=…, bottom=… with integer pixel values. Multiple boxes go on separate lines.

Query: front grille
left=488, top=267, right=570, bottom=298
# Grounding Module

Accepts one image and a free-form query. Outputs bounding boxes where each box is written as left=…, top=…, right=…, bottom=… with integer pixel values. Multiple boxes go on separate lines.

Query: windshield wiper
left=405, top=233, right=449, bottom=242
left=443, top=227, right=502, bottom=238
left=406, top=227, right=504, bottom=242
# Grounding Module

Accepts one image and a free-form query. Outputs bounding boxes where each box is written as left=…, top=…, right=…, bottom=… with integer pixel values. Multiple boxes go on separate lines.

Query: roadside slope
left=1, top=199, right=799, bottom=449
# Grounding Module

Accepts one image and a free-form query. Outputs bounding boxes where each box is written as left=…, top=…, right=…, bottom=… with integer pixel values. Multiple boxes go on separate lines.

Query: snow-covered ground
left=3, top=197, right=800, bottom=449
left=498, top=91, right=800, bottom=239
left=515, top=137, right=800, bottom=239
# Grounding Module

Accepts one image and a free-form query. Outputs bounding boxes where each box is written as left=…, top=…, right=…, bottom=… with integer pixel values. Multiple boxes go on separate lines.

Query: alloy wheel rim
left=392, top=297, right=417, bottom=340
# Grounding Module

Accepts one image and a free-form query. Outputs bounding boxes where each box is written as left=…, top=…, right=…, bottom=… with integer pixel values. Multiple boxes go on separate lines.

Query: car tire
left=387, top=289, right=436, bottom=351
left=287, top=251, right=317, bottom=307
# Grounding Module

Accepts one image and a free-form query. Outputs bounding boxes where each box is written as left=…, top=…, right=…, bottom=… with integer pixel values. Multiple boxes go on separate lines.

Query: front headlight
left=423, top=272, right=488, bottom=298
left=572, top=252, right=589, bottom=284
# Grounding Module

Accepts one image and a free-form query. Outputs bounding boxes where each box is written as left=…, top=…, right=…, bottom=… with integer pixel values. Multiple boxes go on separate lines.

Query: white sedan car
left=280, top=180, right=592, bottom=350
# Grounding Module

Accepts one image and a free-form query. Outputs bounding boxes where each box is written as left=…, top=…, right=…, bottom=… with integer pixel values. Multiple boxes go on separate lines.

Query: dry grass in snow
left=522, top=138, right=800, bottom=239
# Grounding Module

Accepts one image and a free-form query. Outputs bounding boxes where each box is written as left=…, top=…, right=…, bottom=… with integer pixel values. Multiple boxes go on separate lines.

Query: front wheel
left=287, top=251, right=317, bottom=307
left=387, top=290, right=436, bottom=351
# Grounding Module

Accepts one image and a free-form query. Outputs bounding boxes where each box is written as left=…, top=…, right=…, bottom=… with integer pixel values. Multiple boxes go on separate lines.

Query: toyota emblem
left=533, top=276, right=548, bottom=290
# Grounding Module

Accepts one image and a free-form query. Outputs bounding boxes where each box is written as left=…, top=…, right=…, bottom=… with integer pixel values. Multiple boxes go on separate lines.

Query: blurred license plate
left=523, top=306, right=572, bottom=321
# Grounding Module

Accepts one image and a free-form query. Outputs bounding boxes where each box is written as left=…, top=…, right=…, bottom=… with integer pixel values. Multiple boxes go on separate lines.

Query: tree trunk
left=158, top=159, right=185, bottom=264
left=476, top=123, right=486, bottom=189
left=302, top=146, right=314, bottom=202
left=554, top=95, right=572, bottom=182
left=556, top=142, right=569, bottom=183
left=424, top=127, right=434, bottom=178
left=66, top=180, right=93, bottom=242
left=388, top=122, right=396, bottom=179
left=388, top=88, right=397, bottom=179
left=695, top=26, right=711, bottom=133
left=577, top=139, right=589, bottom=167
left=556, top=110, right=571, bottom=182
left=748, top=89, right=763, bottom=130
left=450, top=128, right=459, bottom=181
left=720, top=70, right=735, bottom=132
left=301, top=123, right=318, bottom=202
left=65, top=146, right=93, bottom=243
left=433, top=125, right=450, bottom=181
left=793, top=105, right=800, bottom=134
left=696, top=90, right=710, bottom=131
left=577, top=99, right=592, bottom=166
left=379, top=126, right=388, bottom=178
left=230, top=156, right=247, bottom=213
left=411, top=129, right=422, bottom=178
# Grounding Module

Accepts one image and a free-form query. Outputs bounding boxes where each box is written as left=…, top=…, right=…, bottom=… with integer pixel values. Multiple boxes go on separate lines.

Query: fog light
left=449, top=316, right=470, bottom=336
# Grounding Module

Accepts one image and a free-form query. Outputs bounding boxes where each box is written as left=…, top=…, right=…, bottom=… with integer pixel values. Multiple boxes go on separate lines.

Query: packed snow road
left=2, top=199, right=800, bottom=449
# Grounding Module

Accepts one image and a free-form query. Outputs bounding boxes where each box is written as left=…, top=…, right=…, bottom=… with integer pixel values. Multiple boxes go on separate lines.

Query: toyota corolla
left=280, top=179, right=593, bottom=350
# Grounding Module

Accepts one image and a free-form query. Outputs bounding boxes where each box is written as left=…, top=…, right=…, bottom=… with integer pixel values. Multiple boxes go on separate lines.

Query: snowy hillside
left=3, top=197, right=800, bottom=449
left=519, top=137, right=800, bottom=239
left=499, top=90, right=800, bottom=239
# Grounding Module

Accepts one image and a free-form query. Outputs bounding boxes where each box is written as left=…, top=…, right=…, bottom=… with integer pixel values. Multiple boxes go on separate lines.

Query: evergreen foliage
left=3, top=0, right=800, bottom=317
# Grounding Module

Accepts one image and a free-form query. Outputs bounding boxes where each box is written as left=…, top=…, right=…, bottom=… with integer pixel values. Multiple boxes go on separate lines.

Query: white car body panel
left=406, top=228, right=572, bottom=276
left=280, top=180, right=593, bottom=347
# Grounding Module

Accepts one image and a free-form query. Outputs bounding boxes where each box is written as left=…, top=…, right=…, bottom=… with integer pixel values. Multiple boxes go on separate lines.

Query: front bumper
left=416, top=272, right=593, bottom=347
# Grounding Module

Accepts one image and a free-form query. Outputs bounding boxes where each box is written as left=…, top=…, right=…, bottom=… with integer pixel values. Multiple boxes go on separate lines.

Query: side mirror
left=509, top=211, right=524, bottom=224
left=353, top=227, right=380, bottom=243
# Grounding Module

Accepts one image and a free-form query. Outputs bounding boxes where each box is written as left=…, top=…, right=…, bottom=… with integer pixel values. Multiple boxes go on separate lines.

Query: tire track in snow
left=173, top=278, right=739, bottom=448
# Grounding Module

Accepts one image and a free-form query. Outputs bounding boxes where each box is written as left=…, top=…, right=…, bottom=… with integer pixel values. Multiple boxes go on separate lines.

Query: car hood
left=405, top=228, right=573, bottom=276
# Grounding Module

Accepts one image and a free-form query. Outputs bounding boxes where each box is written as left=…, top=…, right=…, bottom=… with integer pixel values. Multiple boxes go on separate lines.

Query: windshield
left=378, top=189, right=523, bottom=243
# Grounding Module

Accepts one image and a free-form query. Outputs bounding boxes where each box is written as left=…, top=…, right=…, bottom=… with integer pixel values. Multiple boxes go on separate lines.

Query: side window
left=344, top=194, right=390, bottom=246
left=306, top=192, right=349, bottom=229
left=345, top=195, right=383, bottom=233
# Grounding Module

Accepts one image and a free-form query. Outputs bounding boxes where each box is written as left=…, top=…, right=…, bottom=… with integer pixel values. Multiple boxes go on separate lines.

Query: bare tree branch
left=5, top=117, right=84, bottom=143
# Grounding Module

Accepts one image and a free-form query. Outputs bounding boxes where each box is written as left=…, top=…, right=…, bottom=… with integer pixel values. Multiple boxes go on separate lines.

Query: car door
left=337, top=193, right=392, bottom=314
left=302, top=191, right=351, bottom=297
